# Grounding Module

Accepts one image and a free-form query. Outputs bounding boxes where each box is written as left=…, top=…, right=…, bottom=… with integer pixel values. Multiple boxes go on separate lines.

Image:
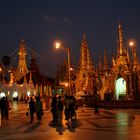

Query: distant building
left=0, top=40, right=53, bottom=100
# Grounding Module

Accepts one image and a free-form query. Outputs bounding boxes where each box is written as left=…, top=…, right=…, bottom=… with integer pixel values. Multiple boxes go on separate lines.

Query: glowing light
left=27, top=91, right=30, bottom=96
left=65, top=83, right=68, bottom=87
left=13, top=91, right=18, bottom=98
left=70, top=67, right=73, bottom=71
left=129, top=41, right=134, bottom=47
left=128, top=39, right=136, bottom=48
left=55, top=42, right=61, bottom=49
left=0, top=92, right=6, bottom=99
left=7, top=91, right=10, bottom=96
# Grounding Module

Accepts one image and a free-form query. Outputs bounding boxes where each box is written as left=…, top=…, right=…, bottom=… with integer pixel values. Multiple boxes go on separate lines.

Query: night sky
left=0, top=0, right=140, bottom=77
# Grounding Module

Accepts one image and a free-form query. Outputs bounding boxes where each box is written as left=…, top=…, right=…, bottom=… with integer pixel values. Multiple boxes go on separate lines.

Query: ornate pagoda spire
left=118, top=22, right=126, bottom=57
left=80, top=32, right=94, bottom=71
left=103, top=49, right=109, bottom=72
left=75, top=32, right=95, bottom=94
left=80, top=32, right=88, bottom=69
left=15, top=39, right=28, bottom=81
left=98, top=56, right=103, bottom=76
left=116, top=37, right=119, bottom=58
left=111, top=54, right=115, bottom=67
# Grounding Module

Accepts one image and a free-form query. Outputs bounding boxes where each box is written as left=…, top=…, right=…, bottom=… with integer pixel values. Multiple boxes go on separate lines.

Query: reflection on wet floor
left=0, top=103, right=140, bottom=140
left=10, top=101, right=18, bottom=111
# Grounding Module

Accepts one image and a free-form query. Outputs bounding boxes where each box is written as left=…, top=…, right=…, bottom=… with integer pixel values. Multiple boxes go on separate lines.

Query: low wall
left=79, top=96, right=140, bottom=108
left=98, top=100, right=140, bottom=108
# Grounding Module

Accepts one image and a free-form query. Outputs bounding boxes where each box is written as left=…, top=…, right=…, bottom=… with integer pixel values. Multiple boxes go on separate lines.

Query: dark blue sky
left=0, top=0, right=140, bottom=77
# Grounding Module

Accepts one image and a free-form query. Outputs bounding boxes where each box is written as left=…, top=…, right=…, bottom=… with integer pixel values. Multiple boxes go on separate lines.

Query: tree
left=2, top=55, right=11, bottom=67
left=1, top=55, right=11, bottom=80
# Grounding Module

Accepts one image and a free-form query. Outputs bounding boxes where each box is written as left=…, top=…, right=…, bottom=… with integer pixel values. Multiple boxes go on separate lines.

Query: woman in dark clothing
left=0, top=97, right=6, bottom=120
left=5, top=97, right=10, bottom=120
left=35, top=96, right=43, bottom=123
left=51, top=95, right=58, bottom=124
left=28, top=97, right=35, bottom=123
left=57, top=96, right=64, bottom=128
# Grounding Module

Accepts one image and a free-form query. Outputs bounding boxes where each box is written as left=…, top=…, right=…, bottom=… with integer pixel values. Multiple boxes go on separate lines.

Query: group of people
left=51, top=94, right=78, bottom=128
left=28, top=96, right=43, bottom=123
left=0, top=93, right=100, bottom=127
left=0, top=97, right=10, bottom=120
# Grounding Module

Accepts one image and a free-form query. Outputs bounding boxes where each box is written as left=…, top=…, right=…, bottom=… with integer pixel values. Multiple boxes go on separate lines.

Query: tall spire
left=103, top=50, right=109, bottom=72
left=118, top=22, right=126, bottom=56
left=75, top=33, right=95, bottom=94
left=80, top=32, right=94, bottom=71
left=83, top=32, right=86, bottom=41
left=116, top=37, right=119, bottom=58
left=80, top=32, right=88, bottom=69
left=15, top=39, right=28, bottom=81
left=98, top=56, right=103, bottom=76
left=111, top=54, right=115, bottom=67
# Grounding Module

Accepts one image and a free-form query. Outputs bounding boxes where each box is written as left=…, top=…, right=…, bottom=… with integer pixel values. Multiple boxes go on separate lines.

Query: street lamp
left=54, top=41, right=71, bottom=96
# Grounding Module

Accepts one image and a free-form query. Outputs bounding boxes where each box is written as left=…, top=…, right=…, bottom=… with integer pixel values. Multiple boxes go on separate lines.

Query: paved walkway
left=0, top=102, right=140, bottom=140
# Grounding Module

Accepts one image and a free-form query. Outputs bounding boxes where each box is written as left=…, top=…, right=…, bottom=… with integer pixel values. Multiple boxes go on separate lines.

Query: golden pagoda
left=75, top=33, right=96, bottom=94
left=99, top=22, right=140, bottom=100
left=75, top=22, right=140, bottom=101
left=14, top=39, right=28, bottom=81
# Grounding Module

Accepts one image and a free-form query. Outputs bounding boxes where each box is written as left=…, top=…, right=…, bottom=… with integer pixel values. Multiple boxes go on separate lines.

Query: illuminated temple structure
left=75, top=33, right=96, bottom=94
left=0, top=40, right=52, bottom=100
left=75, top=22, right=140, bottom=100
left=0, top=22, right=140, bottom=101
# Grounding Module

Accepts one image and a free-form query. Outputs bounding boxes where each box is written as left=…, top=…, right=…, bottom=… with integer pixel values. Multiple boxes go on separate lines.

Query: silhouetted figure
left=57, top=96, right=64, bottom=128
left=28, top=97, right=35, bottom=123
left=5, top=97, right=10, bottom=120
left=64, top=95, right=70, bottom=123
left=51, top=95, right=58, bottom=126
left=0, top=97, right=6, bottom=120
left=35, top=96, right=43, bottom=123
left=93, top=93, right=99, bottom=114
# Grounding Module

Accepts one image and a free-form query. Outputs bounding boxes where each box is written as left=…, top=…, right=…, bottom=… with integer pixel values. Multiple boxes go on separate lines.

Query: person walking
left=51, top=94, right=58, bottom=126
left=93, top=92, right=100, bottom=114
left=64, top=95, right=70, bottom=124
left=57, top=96, right=64, bottom=129
left=5, top=97, right=10, bottom=120
left=0, top=97, right=6, bottom=120
left=28, top=96, right=35, bottom=123
left=35, top=96, right=43, bottom=123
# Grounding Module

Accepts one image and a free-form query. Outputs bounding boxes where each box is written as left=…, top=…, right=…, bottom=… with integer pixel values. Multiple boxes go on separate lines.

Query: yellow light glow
left=65, top=83, right=68, bottom=87
left=27, top=91, right=30, bottom=96
left=129, top=41, right=134, bottom=47
left=70, top=67, right=73, bottom=71
left=55, top=42, right=60, bottom=49
left=128, top=39, right=137, bottom=48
